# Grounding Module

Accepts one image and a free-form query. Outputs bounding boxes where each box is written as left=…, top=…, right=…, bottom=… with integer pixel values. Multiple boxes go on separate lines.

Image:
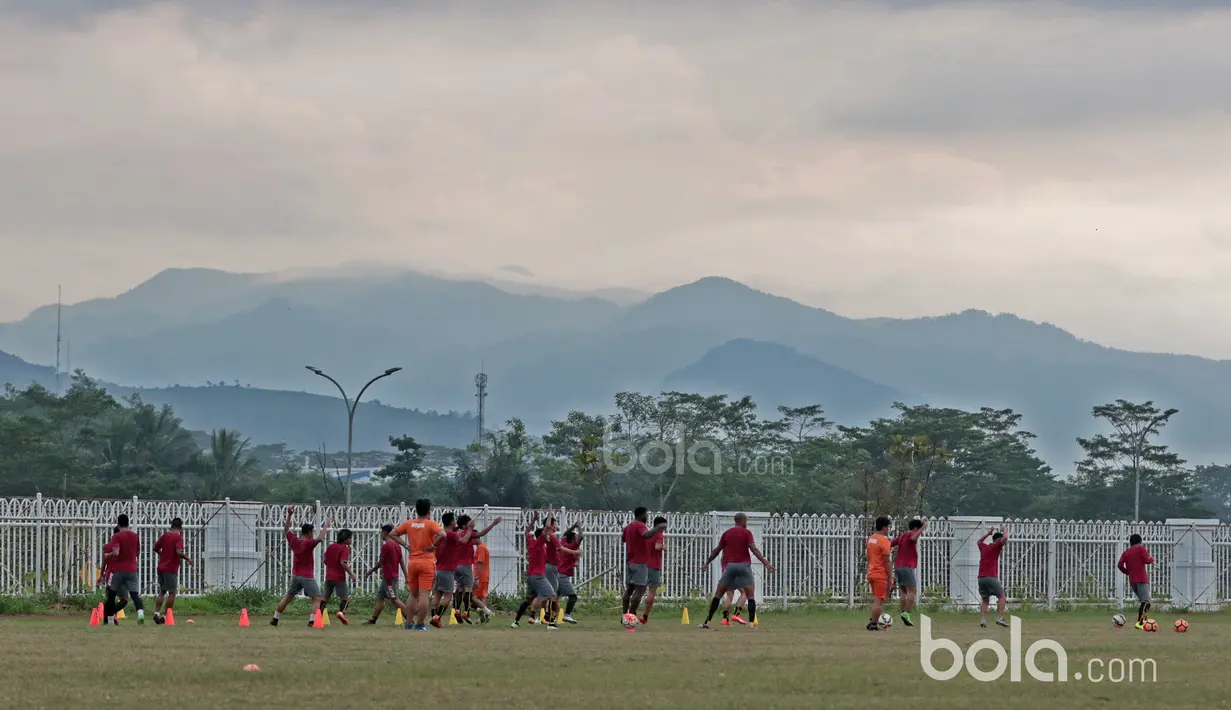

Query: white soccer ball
left=878, top=613, right=893, bottom=629
left=1112, top=613, right=1126, bottom=628
left=621, top=613, right=638, bottom=629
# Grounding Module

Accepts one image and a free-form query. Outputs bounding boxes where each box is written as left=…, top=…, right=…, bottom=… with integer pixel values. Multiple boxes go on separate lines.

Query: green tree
left=197, top=428, right=261, bottom=500
left=375, top=435, right=426, bottom=501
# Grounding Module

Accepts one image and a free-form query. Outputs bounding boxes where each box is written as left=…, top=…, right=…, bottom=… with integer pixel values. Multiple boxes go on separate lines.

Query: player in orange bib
left=392, top=498, right=444, bottom=631
left=866, top=516, right=893, bottom=631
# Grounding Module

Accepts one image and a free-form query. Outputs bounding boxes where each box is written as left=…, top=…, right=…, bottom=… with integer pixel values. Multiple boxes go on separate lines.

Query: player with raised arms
left=271, top=506, right=329, bottom=627
left=890, top=517, right=926, bottom=627
left=977, top=525, right=1010, bottom=628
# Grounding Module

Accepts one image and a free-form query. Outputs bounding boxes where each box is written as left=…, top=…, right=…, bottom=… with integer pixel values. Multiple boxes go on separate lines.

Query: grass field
left=5, top=608, right=1230, bottom=709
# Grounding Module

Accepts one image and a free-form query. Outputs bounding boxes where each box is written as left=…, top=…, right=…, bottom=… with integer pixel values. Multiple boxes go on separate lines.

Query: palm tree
left=198, top=428, right=259, bottom=500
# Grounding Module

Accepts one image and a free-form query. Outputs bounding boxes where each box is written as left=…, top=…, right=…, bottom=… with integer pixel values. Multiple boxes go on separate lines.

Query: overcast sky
left=2, top=0, right=1229, bottom=357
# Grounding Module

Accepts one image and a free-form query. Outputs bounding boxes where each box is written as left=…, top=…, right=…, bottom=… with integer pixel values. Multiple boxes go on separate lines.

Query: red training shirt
left=380, top=539, right=403, bottom=580
left=545, top=533, right=560, bottom=567
left=436, top=529, right=462, bottom=572
left=286, top=531, right=321, bottom=578
left=154, top=531, right=185, bottom=574
left=977, top=536, right=1005, bottom=578
left=892, top=531, right=920, bottom=569
left=622, top=521, right=649, bottom=564
left=324, top=542, right=350, bottom=582
left=525, top=532, right=547, bottom=576
left=719, top=526, right=755, bottom=565
left=109, top=530, right=141, bottom=574
left=1118, top=545, right=1154, bottom=584
left=647, top=530, right=665, bottom=570
left=557, top=538, right=580, bottom=576
left=101, top=542, right=118, bottom=581
left=458, top=536, right=478, bottom=567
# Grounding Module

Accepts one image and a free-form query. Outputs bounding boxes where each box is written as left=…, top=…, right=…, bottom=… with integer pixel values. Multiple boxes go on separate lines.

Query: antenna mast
left=55, top=285, right=62, bottom=395
left=474, top=363, right=488, bottom=445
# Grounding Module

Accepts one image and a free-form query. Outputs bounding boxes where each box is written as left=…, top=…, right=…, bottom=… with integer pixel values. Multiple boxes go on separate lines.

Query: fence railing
left=0, top=496, right=1225, bottom=609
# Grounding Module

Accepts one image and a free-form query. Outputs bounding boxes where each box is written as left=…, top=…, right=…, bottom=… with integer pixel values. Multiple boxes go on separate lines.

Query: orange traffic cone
left=89, top=607, right=100, bottom=626
left=96, top=602, right=104, bottom=621
left=312, top=609, right=325, bottom=629
left=165, top=609, right=175, bottom=626
left=238, top=609, right=250, bottom=627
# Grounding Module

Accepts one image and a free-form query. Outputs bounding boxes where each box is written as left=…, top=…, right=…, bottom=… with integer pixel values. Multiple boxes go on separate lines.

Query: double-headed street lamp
left=306, top=365, right=403, bottom=506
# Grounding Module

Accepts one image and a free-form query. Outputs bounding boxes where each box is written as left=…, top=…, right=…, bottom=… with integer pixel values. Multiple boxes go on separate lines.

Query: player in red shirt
left=453, top=513, right=502, bottom=624
left=321, top=529, right=358, bottom=625
left=621, top=506, right=667, bottom=624
left=555, top=522, right=584, bottom=624
left=640, top=516, right=667, bottom=624
left=152, top=517, right=193, bottom=625
left=104, top=514, right=146, bottom=625
left=429, top=512, right=474, bottom=628
left=1118, top=533, right=1155, bottom=630
left=700, top=513, right=775, bottom=629
left=96, top=526, right=120, bottom=623
left=512, top=511, right=559, bottom=630
left=272, top=506, right=330, bottom=627
left=890, top=517, right=926, bottom=627
left=365, top=524, right=409, bottom=625
left=976, top=525, right=1010, bottom=628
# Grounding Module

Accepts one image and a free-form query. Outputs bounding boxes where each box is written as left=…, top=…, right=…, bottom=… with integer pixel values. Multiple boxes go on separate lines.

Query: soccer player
left=365, top=524, right=409, bottom=625
left=556, top=522, right=583, bottom=624
left=1118, top=533, right=1155, bottom=630
left=97, top=526, right=120, bottom=624
left=271, top=506, right=329, bottom=627
left=105, top=514, right=146, bottom=625
left=473, top=540, right=494, bottom=621
left=512, top=512, right=558, bottom=630
left=392, top=498, right=445, bottom=630
left=891, top=517, right=926, bottom=627
left=454, top=513, right=502, bottom=624
left=621, top=506, right=667, bottom=622
left=865, top=516, right=893, bottom=631
left=700, top=513, right=775, bottom=629
left=321, top=529, right=359, bottom=625
left=641, top=516, right=667, bottom=624
left=152, top=517, right=193, bottom=625
left=429, top=512, right=473, bottom=628
left=542, top=510, right=562, bottom=623
left=977, top=525, right=1010, bottom=628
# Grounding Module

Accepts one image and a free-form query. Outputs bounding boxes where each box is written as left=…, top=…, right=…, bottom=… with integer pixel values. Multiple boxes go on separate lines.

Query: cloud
left=1, top=0, right=1230, bottom=358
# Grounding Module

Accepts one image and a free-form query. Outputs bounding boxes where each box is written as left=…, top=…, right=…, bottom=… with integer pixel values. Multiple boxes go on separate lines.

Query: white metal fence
left=1, top=496, right=1227, bottom=609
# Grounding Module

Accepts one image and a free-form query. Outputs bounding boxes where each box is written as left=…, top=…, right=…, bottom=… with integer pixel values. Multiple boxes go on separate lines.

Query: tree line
left=2, top=372, right=1227, bottom=521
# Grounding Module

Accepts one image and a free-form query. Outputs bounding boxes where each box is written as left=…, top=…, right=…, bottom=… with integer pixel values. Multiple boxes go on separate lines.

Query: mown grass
left=4, top=608, right=1228, bottom=709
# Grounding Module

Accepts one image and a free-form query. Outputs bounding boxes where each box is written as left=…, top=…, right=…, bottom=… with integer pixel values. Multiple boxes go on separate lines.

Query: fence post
left=224, top=498, right=233, bottom=590
left=34, top=493, right=44, bottom=594
left=846, top=517, right=856, bottom=610
left=1046, top=519, right=1057, bottom=611
left=315, top=500, right=322, bottom=586
left=1115, top=521, right=1127, bottom=609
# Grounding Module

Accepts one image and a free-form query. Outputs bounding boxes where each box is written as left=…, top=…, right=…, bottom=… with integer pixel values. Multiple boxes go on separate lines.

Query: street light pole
left=306, top=365, right=403, bottom=506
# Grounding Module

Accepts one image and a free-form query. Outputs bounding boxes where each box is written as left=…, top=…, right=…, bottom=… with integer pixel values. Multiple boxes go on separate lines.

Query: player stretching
left=321, top=529, right=359, bottom=625
left=512, top=512, right=558, bottom=630
left=473, top=540, right=494, bottom=621
left=556, top=522, right=584, bottom=624
left=97, top=526, right=120, bottom=624
left=543, top=512, right=563, bottom=624
left=105, top=515, right=146, bottom=625
left=866, top=516, right=892, bottom=631
left=392, top=499, right=445, bottom=631
left=977, top=525, right=1010, bottom=628
left=271, top=506, right=329, bottom=627
left=621, top=506, right=667, bottom=624
left=1118, top=533, right=1154, bottom=630
left=454, top=513, right=502, bottom=623
left=891, top=517, right=926, bottom=627
left=365, top=524, right=409, bottom=625
left=700, top=513, right=775, bottom=629
left=430, top=512, right=473, bottom=628
left=153, top=517, right=193, bottom=625
left=641, top=516, right=667, bottom=624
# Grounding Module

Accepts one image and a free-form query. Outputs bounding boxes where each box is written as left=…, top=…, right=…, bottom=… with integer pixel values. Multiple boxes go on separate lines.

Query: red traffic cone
left=238, top=609, right=250, bottom=627
left=165, top=609, right=175, bottom=626
left=312, top=610, right=325, bottom=629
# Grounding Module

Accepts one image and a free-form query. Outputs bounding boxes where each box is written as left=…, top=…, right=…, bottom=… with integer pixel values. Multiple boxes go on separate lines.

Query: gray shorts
left=323, top=580, right=350, bottom=599
left=625, top=563, right=648, bottom=587
left=1132, top=582, right=1152, bottom=602
left=377, top=577, right=399, bottom=599
left=557, top=574, right=577, bottom=597
left=719, top=562, right=755, bottom=590
left=157, top=572, right=178, bottom=594
left=287, top=575, right=321, bottom=599
left=433, top=570, right=456, bottom=593
left=978, top=576, right=1005, bottom=601
left=527, top=574, right=554, bottom=599
left=647, top=567, right=662, bottom=588
left=894, top=567, right=918, bottom=589
left=455, top=565, right=475, bottom=590
left=544, top=564, right=559, bottom=594
left=110, top=571, right=139, bottom=600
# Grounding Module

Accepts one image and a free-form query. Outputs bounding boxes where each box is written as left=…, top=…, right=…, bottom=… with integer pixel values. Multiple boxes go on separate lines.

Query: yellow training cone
left=116, top=609, right=126, bottom=620
left=555, top=606, right=564, bottom=624
left=681, top=608, right=690, bottom=625
left=394, top=609, right=404, bottom=626
left=322, top=609, right=330, bottom=626
left=448, top=609, right=458, bottom=625
left=538, top=607, right=546, bottom=623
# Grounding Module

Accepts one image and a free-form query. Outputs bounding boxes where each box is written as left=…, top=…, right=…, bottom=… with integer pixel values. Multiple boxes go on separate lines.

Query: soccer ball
left=621, top=613, right=638, bottom=629
left=1112, top=613, right=1126, bottom=628
left=1174, top=619, right=1188, bottom=632
left=878, top=613, right=893, bottom=629
left=1143, top=618, right=1158, bottom=632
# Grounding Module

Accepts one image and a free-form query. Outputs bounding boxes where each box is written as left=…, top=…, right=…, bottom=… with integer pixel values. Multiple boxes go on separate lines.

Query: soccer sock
left=130, top=593, right=144, bottom=612
left=515, top=600, right=531, bottom=622
left=565, top=595, right=577, bottom=615
left=338, top=599, right=348, bottom=614
left=273, top=610, right=281, bottom=620
left=747, top=599, right=757, bottom=624
left=1142, top=602, right=1151, bottom=621
left=723, top=609, right=730, bottom=621
left=734, top=604, right=743, bottom=617
left=705, top=596, right=721, bottom=622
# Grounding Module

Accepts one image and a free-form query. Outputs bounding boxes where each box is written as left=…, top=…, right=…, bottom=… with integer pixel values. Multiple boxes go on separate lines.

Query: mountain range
left=3, top=266, right=1229, bottom=469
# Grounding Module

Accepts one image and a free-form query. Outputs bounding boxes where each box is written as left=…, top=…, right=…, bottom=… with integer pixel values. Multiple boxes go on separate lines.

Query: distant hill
left=662, top=339, right=906, bottom=425
left=0, top=350, right=475, bottom=451
left=5, top=268, right=1231, bottom=468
